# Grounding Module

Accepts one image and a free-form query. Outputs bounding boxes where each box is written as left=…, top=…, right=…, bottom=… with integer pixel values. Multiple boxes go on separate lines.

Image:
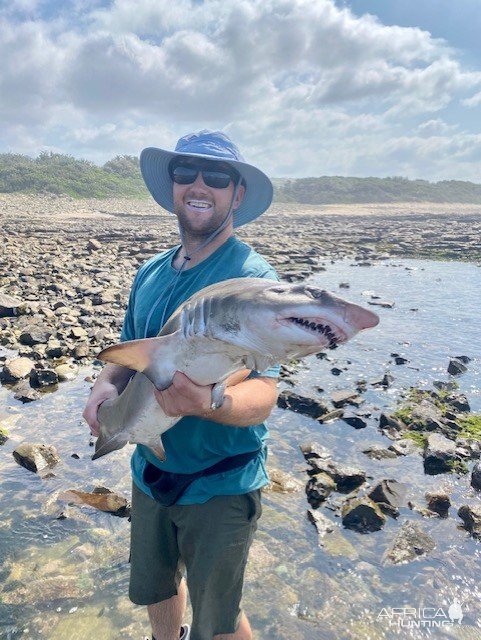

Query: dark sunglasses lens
left=172, top=166, right=197, bottom=184
left=202, top=171, right=232, bottom=189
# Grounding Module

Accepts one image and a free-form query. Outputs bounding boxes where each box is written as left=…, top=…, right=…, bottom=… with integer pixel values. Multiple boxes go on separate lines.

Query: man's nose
left=191, top=171, right=209, bottom=190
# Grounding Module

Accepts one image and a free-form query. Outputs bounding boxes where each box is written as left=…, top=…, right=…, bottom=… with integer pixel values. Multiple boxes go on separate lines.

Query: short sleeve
left=119, top=271, right=141, bottom=342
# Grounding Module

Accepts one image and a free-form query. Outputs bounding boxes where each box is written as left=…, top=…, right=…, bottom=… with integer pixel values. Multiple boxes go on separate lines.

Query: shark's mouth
left=285, top=316, right=347, bottom=348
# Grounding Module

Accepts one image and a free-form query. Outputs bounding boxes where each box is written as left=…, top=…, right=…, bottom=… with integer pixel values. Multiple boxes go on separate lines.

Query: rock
left=447, top=358, right=467, bottom=376
left=341, top=412, right=367, bottom=429
left=88, top=238, right=102, bottom=250
left=388, top=439, right=421, bottom=456
left=330, top=367, right=343, bottom=376
left=19, top=326, right=52, bottom=346
left=58, top=486, right=130, bottom=517
left=307, top=509, right=335, bottom=539
left=307, top=458, right=366, bottom=492
left=453, top=355, right=471, bottom=364
left=371, top=373, right=394, bottom=388
left=2, top=357, right=36, bottom=382
left=30, top=368, right=59, bottom=388
left=433, top=380, right=459, bottom=392
left=306, top=472, right=336, bottom=507
left=339, top=282, right=350, bottom=289
left=0, top=292, right=23, bottom=317
left=12, top=380, right=41, bottom=402
left=383, top=521, right=435, bottom=564
left=330, top=390, right=359, bottom=408
left=470, top=462, right=481, bottom=490
left=13, top=443, right=60, bottom=472
left=394, top=356, right=408, bottom=365
left=425, top=491, right=450, bottom=516
left=341, top=497, right=387, bottom=533
left=55, top=362, right=79, bottom=381
left=265, top=468, right=302, bottom=493
left=457, top=504, right=481, bottom=539
left=362, top=445, right=397, bottom=460
left=277, top=390, right=329, bottom=419
left=368, top=300, right=395, bottom=308
left=411, top=400, right=444, bottom=431
left=0, top=425, right=9, bottom=445
left=423, top=433, right=458, bottom=474
left=379, top=413, right=406, bottom=432
left=299, top=442, right=331, bottom=461
left=367, top=479, right=406, bottom=518
left=444, top=393, right=470, bottom=413
left=318, top=409, right=344, bottom=423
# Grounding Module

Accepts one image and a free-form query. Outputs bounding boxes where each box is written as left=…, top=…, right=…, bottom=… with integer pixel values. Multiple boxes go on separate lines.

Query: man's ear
left=233, top=184, right=246, bottom=210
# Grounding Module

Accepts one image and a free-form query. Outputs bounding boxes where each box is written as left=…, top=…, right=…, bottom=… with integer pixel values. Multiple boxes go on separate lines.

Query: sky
left=1, top=0, right=481, bottom=181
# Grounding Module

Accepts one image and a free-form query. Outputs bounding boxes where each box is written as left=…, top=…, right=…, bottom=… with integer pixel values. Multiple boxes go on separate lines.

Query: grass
left=457, top=415, right=481, bottom=441
left=401, top=431, right=428, bottom=448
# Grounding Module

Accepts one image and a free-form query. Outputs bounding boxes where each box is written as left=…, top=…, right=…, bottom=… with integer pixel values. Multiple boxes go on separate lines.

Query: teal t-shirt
left=119, top=236, right=280, bottom=504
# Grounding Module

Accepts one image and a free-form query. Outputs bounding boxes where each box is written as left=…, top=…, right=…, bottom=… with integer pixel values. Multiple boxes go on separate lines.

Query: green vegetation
left=458, top=415, right=481, bottom=441
left=393, top=406, right=414, bottom=425
left=273, top=176, right=481, bottom=205
left=0, top=152, right=147, bottom=199
left=401, top=431, right=428, bottom=448
left=2, top=152, right=481, bottom=202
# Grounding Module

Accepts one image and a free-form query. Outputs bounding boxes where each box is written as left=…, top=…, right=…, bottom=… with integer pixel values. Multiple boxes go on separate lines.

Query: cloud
left=1, top=0, right=481, bottom=180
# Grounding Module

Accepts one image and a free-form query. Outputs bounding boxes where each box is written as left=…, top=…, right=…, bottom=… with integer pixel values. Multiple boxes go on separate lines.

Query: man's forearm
left=203, top=377, right=278, bottom=427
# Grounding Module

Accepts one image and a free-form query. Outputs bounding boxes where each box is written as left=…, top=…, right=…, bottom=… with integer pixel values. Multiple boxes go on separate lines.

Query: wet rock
left=13, top=443, right=60, bottom=472
left=470, top=462, right=481, bottom=490
left=367, top=479, right=406, bottom=518
left=433, top=380, right=459, bottom=392
left=341, top=497, right=387, bottom=533
left=447, top=358, right=467, bottom=376
left=299, top=442, right=330, bottom=461
left=55, top=362, right=79, bottom=381
left=423, top=433, right=458, bottom=474
left=411, top=399, right=444, bottom=431
left=330, top=367, right=343, bottom=376
left=306, top=472, right=336, bottom=507
left=368, top=300, right=395, bottom=308
left=307, top=458, right=366, bottom=492
left=371, top=373, right=394, bottom=388
left=453, top=355, right=471, bottom=364
left=87, top=238, right=102, bottom=250
left=307, top=509, right=335, bottom=539
left=388, top=439, right=421, bottom=456
left=455, top=438, right=480, bottom=459
left=58, top=486, right=130, bottom=517
left=12, top=380, right=41, bottom=402
left=30, top=368, right=59, bottom=388
left=277, top=390, right=329, bottom=419
left=362, top=445, right=397, bottom=460
left=0, top=292, right=22, bottom=317
left=457, top=504, right=481, bottom=539
left=318, top=408, right=344, bottom=423
left=383, top=521, right=436, bottom=564
left=425, top=491, right=450, bottom=517
left=330, top=390, right=360, bottom=408
left=1, top=357, right=36, bottom=382
left=444, top=393, right=470, bottom=413
left=0, top=425, right=9, bottom=445
left=265, top=468, right=302, bottom=493
left=379, top=413, right=406, bottom=432
left=341, top=412, right=367, bottom=429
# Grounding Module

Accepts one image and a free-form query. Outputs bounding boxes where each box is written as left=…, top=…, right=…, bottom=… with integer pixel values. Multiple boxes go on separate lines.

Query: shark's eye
left=270, top=286, right=285, bottom=294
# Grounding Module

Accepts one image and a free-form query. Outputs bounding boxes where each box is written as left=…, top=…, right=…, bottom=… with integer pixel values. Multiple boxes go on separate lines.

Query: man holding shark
left=83, top=130, right=282, bottom=640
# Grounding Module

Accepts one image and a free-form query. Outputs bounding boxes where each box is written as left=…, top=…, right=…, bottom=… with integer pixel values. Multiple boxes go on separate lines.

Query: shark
left=93, top=278, right=379, bottom=461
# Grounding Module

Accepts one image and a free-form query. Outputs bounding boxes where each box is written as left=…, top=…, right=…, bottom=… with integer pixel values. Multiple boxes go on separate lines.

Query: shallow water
left=0, top=258, right=480, bottom=639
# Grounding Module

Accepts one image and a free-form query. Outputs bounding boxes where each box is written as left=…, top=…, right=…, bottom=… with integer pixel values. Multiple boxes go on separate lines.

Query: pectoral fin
left=98, top=334, right=177, bottom=389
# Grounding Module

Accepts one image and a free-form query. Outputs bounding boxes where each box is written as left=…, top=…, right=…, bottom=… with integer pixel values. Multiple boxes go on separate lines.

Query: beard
left=173, top=202, right=230, bottom=240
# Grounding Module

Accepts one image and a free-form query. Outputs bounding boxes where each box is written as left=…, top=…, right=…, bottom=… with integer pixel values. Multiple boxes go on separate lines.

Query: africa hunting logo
left=377, top=599, right=464, bottom=629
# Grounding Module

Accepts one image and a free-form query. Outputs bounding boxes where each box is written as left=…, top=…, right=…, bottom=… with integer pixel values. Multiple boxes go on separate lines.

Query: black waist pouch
left=142, top=448, right=262, bottom=507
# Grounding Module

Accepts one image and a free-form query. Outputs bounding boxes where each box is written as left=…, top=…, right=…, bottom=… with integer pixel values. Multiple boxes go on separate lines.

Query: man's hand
left=153, top=372, right=214, bottom=418
left=82, top=382, right=119, bottom=436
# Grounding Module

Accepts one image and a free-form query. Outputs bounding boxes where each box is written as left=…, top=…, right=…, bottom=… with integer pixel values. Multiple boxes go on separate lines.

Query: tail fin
left=92, top=432, right=129, bottom=460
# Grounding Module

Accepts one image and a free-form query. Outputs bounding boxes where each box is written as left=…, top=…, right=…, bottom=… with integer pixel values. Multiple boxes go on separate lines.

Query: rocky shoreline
left=1, top=194, right=480, bottom=547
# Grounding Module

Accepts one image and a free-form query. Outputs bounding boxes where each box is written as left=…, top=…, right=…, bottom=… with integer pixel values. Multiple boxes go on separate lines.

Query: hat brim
left=140, top=147, right=273, bottom=227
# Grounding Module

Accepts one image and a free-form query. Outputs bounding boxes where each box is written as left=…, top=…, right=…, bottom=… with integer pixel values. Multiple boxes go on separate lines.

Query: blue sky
left=1, top=0, right=480, bottom=181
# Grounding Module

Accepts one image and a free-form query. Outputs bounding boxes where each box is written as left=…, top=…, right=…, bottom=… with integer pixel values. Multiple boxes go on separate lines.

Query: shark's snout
left=344, top=302, right=379, bottom=332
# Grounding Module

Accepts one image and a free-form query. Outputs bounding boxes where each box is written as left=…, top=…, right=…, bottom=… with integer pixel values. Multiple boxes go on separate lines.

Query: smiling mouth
left=283, top=316, right=347, bottom=348
left=186, top=200, right=213, bottom=211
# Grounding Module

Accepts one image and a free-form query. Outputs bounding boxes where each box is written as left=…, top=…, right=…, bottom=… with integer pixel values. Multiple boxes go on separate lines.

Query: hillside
left=2, top=152, right=481, bottom=204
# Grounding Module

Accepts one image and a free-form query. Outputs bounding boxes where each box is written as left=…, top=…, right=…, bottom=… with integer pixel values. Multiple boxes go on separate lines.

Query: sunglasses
left=169, top=160, right=240, bottom=190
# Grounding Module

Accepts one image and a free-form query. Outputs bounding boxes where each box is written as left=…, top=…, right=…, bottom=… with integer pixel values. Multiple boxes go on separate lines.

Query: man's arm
left=153, top=371, right=279, bottom=427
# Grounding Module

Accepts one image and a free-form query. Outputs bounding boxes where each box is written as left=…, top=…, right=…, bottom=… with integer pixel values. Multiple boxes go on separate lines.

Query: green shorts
left=129, top=481, right=262, bottom=640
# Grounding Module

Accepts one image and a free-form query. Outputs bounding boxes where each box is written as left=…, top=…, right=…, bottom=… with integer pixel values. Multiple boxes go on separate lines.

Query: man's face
left=172, top=157, right=245, bottom=238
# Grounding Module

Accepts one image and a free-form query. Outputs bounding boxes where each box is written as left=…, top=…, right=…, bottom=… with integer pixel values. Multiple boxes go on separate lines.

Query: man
left=83, top=130, right=280, bottom=640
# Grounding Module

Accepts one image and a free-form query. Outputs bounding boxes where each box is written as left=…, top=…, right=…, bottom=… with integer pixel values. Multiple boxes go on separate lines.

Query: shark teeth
left=287, top=316, right=344, bottom=348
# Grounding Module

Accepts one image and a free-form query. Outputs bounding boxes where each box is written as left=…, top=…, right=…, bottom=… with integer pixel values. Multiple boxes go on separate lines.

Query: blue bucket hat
left=140, top=130, right=273, bottom=227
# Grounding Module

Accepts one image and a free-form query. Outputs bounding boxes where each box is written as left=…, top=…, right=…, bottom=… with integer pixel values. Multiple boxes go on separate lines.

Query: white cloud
left=1, top=0, right=481, bottom=180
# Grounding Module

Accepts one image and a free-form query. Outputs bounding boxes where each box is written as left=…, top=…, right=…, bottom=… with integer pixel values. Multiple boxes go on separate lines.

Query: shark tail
left=92, top=432, right=129, bottom=460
